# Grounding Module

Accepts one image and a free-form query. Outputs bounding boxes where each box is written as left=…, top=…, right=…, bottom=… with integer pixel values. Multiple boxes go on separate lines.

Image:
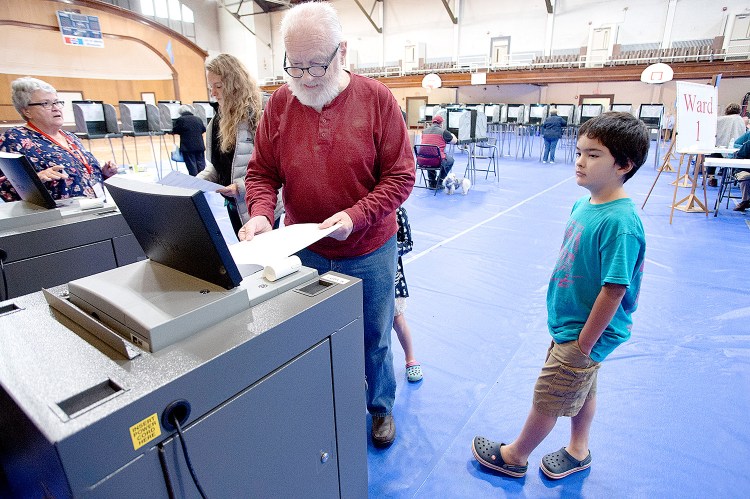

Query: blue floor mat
left=368, top=141, right=750, bottom=498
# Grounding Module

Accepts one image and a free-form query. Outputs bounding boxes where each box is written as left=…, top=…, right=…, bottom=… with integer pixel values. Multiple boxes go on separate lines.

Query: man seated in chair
left=731, top=130, right=750, bottom=212
left=421, top=115, right=457, bottom=188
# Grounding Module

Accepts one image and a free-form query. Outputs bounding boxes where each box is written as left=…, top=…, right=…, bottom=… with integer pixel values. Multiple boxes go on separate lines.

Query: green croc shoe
left=405, top=362, right=423, bottom=382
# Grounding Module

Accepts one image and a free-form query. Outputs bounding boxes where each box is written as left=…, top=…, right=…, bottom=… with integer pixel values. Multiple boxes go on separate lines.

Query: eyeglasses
left=27, top=100, right=65, bottom=110
left=283, top=45, right=339, bottom=78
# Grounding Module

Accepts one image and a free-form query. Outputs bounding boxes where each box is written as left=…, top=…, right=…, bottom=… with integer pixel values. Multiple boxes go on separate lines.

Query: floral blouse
left=0, top=126, right=106, bottom=202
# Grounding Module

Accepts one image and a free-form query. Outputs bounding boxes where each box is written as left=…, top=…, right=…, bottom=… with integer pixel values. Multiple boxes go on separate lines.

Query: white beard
left=287, top=76, right=341, bottom=109
left=286, top=55, right=343, bottom=109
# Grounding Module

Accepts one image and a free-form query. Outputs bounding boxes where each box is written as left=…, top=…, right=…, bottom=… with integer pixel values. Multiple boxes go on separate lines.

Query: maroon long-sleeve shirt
left=246, top=73, right=415, bottom=259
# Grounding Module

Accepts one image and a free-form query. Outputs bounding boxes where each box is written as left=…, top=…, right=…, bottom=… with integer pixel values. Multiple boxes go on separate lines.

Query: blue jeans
left=543, top=138, right=559, bottom=162
left=296, top=235, right=397, bottom=416
left=427, top=154, right=454, bottom=185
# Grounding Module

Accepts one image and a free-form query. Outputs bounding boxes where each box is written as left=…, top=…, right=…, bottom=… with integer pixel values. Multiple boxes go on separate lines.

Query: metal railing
left=262, top=46, right=749, bottom=85
left=360, top=46, right=749, bottom=78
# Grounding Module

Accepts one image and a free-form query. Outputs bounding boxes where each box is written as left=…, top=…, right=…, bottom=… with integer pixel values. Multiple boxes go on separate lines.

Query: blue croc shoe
left=471, top=436, right=528, bottom=478
left=540, top=447, right=592, bottom=479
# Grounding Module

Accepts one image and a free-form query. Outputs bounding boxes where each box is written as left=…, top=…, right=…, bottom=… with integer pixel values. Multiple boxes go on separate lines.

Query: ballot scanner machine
left=0, top=178, right=367, bottom=498
left=0, top=153, right=144, bottom=299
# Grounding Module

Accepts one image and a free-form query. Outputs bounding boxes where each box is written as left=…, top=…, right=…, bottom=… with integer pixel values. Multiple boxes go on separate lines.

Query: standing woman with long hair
left=199, top=54, right=267, bottom=235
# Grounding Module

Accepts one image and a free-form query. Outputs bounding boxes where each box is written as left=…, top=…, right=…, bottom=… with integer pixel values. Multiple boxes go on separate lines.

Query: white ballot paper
left=229, top=223, right=338, bottom=267
left=158, top=170, right=224, bottom=192
left=157, top=170, right=238, bottom=245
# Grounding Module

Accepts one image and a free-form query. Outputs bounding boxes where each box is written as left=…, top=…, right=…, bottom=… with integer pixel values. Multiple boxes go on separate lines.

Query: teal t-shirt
left=547, top=196, right=646, bottom=362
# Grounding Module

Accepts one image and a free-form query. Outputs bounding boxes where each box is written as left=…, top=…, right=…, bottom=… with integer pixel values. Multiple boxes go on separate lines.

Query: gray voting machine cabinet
left=0, top=152, right=145, bottom=299
left=0, top=177, right=367, bottom=498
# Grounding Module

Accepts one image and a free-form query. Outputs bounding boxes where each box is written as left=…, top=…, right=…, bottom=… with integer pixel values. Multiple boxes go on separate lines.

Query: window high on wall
left=137, top=0, right=195, bottom=42
left=154, top=0, right=168, bottom=18
left=181, top=4, right=194, bottom=23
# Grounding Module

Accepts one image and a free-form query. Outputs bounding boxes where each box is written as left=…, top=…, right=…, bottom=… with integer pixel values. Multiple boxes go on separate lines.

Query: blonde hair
left=205, top=54, right=262, bottom=153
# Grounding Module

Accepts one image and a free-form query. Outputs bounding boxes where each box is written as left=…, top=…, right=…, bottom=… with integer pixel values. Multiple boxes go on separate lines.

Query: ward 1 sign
left=675, top=80, right=718, bottom=153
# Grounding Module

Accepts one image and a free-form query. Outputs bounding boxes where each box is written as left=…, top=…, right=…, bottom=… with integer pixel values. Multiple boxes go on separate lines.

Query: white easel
left=642, top=79, right=719, bottom=224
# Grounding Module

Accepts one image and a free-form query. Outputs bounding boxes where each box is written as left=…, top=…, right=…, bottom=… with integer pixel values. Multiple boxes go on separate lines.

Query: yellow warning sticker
left=129, top=413, right=162, bottom=450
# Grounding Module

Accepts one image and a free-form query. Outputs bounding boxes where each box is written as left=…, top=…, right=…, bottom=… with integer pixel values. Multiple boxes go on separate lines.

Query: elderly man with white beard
left=239, top=2, right=415, bottom=448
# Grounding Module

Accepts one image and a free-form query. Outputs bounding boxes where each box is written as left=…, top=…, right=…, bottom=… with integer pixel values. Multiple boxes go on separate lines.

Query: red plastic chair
left=414, top=144, right=443, bottom=195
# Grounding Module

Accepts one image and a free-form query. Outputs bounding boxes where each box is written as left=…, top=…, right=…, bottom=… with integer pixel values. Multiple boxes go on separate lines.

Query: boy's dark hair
left=578, top=111, right=650, bottom=182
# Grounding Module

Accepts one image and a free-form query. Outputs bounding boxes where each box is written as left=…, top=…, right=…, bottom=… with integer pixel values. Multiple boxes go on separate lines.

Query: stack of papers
left=229, top=224, right=337, bottom=267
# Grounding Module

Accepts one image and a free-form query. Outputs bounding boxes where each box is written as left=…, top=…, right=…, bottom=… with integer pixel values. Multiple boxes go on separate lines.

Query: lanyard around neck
left=25, top=122, right=93, bottom=175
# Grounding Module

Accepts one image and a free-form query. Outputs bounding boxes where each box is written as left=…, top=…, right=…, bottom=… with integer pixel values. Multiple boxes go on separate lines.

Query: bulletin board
left=57, top=11, right=104, bottom=48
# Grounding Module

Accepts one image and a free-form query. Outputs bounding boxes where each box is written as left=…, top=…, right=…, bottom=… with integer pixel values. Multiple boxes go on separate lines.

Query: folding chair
left=414, top=144, right=443, bottom=196
left=466, top=137, right=498, bottom=183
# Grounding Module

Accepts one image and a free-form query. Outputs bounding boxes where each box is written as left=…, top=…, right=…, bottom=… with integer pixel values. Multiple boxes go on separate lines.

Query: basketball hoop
left=641, top=63, right=674, bottom=84
left=422, top=73, right=442, bottom=93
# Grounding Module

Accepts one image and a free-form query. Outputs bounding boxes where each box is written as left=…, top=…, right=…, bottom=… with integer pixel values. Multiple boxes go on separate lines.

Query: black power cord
left=157, top=444, right=176, bottom=499
left=172, top=415, right=208, bottom=499
left=0, top=250, right=8, bottom=302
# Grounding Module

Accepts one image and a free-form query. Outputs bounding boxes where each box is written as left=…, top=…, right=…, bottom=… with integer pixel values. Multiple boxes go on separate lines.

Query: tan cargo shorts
left=533, top=340, right=600, bottom=417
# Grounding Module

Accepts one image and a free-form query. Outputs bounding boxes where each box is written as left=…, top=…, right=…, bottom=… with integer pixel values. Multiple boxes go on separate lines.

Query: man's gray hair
left=178, top=104, right=193, bottom=115
left=11, top=77, right=57, bottom=116
left=280, top=2, right=343, bottom=47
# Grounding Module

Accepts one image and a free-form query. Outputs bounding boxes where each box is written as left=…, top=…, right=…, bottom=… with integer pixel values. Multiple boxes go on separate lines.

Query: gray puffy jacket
left=200, top=114, right=283, bottom=224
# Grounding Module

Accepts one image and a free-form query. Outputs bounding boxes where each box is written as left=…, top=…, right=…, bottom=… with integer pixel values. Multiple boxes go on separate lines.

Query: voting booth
left=157, top=100, right=183, bottom=132
left=611, top=103, right=633, bottom=114
left=579, top=104, right=604, bottom=124
left=72, top=100, right=125, bottom=164
left=638, top=104, right=664, bottom=131
left=550, top=104, right=575, bottom=125
left=528, top=104, right=548, bottom=125
left=506, top=104, right=525, bottom=124
left=119, top=101, right=171, bottom=178
left=446, top=108, right=483, bottom=143
left=484, top=104, right=502, bottom=124
left=192, top=101, right=215, bottom=127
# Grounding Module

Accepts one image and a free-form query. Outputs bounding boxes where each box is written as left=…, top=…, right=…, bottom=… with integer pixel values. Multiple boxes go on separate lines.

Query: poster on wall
left=675, top=81, right=717, bottom=154
left=57, top=11, right=104, bottom=48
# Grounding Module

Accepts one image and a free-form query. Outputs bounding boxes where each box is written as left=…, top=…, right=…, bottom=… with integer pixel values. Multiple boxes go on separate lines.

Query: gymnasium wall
left=0, top=0, right=208, bottom=123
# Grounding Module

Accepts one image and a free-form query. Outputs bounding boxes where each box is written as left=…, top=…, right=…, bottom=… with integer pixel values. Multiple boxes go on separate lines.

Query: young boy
left=471, top=112, right=649, bottom=480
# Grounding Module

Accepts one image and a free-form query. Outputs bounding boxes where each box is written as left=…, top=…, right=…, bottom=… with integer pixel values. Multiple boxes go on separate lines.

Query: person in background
left=472, top=112, right=648, bottom=481
left=393, top=206, right=422, bottom=382
left=239, top=2, right=415, bottom=448
left=730, top=126, right=750, bottom=212
left=541, top=108, right=566, bottom=164
left=199, top=54, right=283, bottom=234
left=0, top=77, right=117, bottom=202
left=171, top=105, right=206, bottom=176
left=707, top=103, right=746, bottom=186
left=661, top=112, right=675, bottom=142
left=421, top=115, right=457, bottom=188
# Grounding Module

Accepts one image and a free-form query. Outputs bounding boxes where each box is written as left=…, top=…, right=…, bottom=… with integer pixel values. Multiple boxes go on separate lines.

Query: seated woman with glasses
left=0, top=77, right=118, bottom=202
